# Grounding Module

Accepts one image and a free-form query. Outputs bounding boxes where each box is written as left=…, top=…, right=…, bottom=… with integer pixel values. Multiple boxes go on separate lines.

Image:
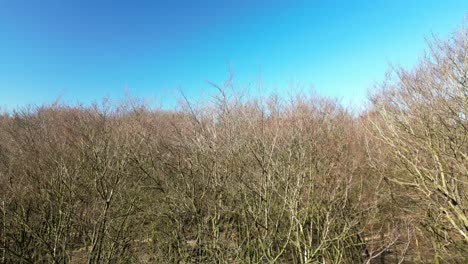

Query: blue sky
left=0, top=0, right=467, bottom=110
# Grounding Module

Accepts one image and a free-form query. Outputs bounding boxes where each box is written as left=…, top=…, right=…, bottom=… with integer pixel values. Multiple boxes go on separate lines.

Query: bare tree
left=368, top=25, right=468, bottom=262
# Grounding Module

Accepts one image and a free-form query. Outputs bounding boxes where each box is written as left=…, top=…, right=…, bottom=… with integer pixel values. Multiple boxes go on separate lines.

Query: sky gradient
left=1, top=0, right=468, bottom=110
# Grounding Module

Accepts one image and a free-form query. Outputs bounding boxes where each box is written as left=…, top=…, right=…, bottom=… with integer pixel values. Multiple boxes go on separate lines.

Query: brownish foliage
left=0, top=24, right=467, bottom=264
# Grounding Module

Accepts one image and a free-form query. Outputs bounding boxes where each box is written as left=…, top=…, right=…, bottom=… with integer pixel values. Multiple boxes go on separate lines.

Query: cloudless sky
left=1, top=0, right=467, bottom=110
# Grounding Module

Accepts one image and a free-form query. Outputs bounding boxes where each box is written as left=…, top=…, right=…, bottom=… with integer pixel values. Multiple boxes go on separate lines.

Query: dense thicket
left=0, top=27, right=467, bottom=264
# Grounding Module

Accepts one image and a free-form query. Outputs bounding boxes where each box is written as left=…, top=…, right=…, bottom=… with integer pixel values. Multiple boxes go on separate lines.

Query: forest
left=0, top=25, right=467, bottom=264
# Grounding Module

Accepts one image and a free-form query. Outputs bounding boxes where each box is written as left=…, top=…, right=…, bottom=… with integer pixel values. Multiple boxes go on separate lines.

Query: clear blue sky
left=1, top=0, right=467, bottom=110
